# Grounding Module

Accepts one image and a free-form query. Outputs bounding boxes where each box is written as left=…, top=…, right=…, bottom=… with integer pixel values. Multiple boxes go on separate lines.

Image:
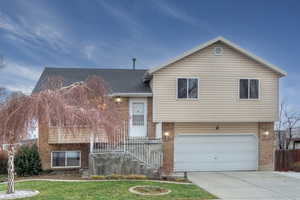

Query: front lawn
left=0, top=180, right=216, bottom=200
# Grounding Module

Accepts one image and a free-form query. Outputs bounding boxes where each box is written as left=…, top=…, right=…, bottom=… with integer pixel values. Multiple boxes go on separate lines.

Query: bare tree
left=276, top=101, right=285, bottom=149
left=276, top=101, right=300, bottom=149
left=0, top=76, right=122, bottom=194
left=284, top=109, right=300, bottom=149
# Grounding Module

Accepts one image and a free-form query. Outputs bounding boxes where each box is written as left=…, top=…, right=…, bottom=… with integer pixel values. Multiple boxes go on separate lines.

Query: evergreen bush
left=14, top=144, right=42, bottom=176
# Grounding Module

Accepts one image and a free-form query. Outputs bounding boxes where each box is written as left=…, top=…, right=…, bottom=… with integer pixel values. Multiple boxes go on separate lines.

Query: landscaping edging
left=0, top=190, right=39, bottom=200
left=0, top=178, right=192, bottom=185
left=129, top=185, right=171, bottom=196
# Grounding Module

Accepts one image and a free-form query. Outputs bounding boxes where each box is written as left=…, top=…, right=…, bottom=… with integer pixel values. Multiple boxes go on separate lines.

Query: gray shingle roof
left=32, top=67, right=151, bottom=94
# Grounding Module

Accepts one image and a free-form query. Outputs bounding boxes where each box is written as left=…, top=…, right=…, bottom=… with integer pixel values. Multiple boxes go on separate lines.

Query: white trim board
left=148, top=36, right=287, bottom=77
left=109, top=93, right=152, bottom=97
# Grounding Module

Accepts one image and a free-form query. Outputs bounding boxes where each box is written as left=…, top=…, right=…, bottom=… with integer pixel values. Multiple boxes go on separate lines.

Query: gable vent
left=214, top=46, right=223, bottom=55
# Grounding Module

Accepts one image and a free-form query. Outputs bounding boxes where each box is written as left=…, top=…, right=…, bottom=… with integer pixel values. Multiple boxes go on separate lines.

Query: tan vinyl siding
left=153, top=42, right=279, bottom=122
left=174, top=122, right=258, bottom=135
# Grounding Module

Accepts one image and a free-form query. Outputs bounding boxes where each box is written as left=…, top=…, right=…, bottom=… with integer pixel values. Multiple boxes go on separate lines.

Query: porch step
left=89, top=152, right=160, bottom=178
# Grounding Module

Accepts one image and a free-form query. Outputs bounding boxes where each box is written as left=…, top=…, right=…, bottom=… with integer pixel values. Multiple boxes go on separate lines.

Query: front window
left=239, top=79, right=259, bottom=99
left=177, top=78, right=198, bottom=99
left=132, top=102, right=145, bottom=126
left=52, top=151, right=80, bottom=168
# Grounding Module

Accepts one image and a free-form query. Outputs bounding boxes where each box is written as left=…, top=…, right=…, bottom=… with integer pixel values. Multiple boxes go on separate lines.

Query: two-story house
left=33, top=37, right=286, bottom=175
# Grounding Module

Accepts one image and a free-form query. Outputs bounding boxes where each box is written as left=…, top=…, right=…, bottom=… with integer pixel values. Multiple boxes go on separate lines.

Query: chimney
left=132, top=58, right=136, bottom=70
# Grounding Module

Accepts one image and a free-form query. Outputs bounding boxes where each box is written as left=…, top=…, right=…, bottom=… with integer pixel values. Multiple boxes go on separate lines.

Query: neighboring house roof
left=148, top=36, right=287, bottom=77
left=32, top=67, right=152, bottom=95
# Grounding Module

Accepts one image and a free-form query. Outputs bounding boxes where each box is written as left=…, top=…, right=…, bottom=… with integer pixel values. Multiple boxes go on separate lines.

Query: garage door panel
left=176, top=135, right=256, bottom=144
left=174, top=134, right=258, bottom=171
left=174, top=143, right=257, bottom=153
left=175, top=161, right=257, bottom=171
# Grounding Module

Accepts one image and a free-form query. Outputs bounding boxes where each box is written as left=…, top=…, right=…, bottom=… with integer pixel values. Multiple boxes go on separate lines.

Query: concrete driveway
left=188, top=172, right=300, bottom=200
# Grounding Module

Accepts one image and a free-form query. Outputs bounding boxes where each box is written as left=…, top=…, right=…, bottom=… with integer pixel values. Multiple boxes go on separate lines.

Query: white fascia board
left=148, top=36, right=287, bottom=77
left=109, top=93, right=153, bottom=97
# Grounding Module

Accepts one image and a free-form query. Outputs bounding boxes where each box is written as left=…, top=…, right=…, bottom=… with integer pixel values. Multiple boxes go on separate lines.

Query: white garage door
left=174, top=134, right=258, bottom=171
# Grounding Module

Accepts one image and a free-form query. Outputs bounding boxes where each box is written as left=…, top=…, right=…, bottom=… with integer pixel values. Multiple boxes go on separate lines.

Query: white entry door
left=129, top=98, right=147, bottom=137
left=174, top=134, right=258, bottom=171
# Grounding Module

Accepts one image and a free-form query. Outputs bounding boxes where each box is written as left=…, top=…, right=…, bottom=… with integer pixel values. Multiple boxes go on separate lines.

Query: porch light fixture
left=263, top=131, right=269, bottom=136
left=164, top=132, right=170, bottom=137
left=115, top=97, right=122, bottom=103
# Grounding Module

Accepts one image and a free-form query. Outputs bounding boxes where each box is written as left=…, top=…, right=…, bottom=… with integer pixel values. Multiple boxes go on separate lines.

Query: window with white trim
left=239, top=79, right=259, bottom=99
left=177, top=78, right=198, bottom=99
left=51, top=151, right=80, bottom=168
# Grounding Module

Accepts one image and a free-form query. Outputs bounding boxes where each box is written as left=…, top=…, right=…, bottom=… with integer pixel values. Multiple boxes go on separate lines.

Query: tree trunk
left=7, top=147, right=15, bottom=194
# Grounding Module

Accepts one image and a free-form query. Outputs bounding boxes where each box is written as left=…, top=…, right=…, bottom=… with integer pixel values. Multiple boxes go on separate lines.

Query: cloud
left=1, top=60, right=41, bottom=81
left=96, top=0, right=145, bottom=36
left=152, top=1, right=197, bottom=25
left=83, top=44, right=96, bottom=60
left=0, top=11, right=71, bottom=54
left=0, top=59, right=42, bottom=94
left=152, top=1, right=215, bottom=35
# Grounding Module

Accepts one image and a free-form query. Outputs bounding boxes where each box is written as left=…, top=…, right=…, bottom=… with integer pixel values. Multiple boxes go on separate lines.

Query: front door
left=129, top=98, right=147, bottom=137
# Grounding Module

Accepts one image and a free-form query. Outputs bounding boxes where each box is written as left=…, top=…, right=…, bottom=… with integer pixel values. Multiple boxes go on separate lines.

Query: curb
left=0, top=178, right=192, bottom=185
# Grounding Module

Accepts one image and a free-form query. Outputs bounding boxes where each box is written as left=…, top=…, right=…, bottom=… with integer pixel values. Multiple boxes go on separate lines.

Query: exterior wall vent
left=214, top=47, right=223, bottom=55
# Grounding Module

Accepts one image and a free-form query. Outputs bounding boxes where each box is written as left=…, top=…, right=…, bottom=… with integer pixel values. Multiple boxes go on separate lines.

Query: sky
left=0, top=0, right=299, bottom=109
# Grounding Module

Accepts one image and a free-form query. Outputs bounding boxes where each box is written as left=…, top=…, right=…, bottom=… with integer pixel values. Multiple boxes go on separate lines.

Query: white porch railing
left=91, top=136, right=163, bottom=169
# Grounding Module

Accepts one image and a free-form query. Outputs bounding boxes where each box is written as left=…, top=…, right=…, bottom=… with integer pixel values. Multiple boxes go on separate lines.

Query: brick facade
left=38, top=97, right=156, bottom=170
left=258, top=122, right=275, bottom=170
left=38, top=123, right=90, bottom=169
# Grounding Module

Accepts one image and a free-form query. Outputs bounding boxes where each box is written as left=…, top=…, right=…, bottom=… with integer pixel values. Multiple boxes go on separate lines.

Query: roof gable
left=148, top=36, right=287, bottom=77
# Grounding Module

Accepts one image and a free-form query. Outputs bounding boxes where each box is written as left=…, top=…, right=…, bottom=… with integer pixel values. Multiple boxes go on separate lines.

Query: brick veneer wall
left=258, top=122, right=275, bottom=170
left=162, top=122, right=174, bottom=175
left=38, top=123, right=90, bottom=169
left=147, top=97, right=156, bottom=139
left=38, top=97, right=157, bottom=170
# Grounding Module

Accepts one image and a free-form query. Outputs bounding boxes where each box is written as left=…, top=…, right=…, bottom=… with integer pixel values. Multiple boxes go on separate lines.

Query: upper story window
left=239, top=79, right=259, bottom=99
left=177, top=78, right=198, bottom=99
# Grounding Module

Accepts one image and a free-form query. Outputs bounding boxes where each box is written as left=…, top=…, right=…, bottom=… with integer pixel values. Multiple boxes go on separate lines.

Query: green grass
left=0, top=174, right=6, bottom=183
left=0, top=180, right=216, bottom=200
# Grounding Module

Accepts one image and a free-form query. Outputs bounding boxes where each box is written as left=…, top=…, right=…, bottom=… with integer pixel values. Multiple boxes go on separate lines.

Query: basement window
left=51, top=151, right=81, bottom=168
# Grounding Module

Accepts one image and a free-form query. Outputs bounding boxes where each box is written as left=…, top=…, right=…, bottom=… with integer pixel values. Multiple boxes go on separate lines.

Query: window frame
left=51, top=151, right=81, bottom=169
left=239, top=78, right=260, bottom=100
left=176, top=77, right=199, bottom=100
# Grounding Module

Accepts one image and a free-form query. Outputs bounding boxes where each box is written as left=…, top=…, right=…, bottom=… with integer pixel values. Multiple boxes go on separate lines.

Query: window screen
left=188, top=78, right=198, bottom=98
left=177, top=78, right=187, bottom=98
left=250, top=79, right=259, bottom=99
left=239, top=79, right=259, bottom=99
left=52, top=151, right=80, bottom=168
left=177, top=78, right=198, bottom=99
left=66, top=151, right=80, bottom=167
left=239, top=79, right=249, bottom=99
left=52, top=152, right=66, bottom=167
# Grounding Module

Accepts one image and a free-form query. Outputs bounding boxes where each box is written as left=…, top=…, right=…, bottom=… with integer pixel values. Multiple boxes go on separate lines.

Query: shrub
left=14, top=144, right=42, bottom=176
left=105, top=174, right=124, bottom=180
left=91, top=175, right=105, bottom=180
left=124, top=174, right=147, bottom=180
left=293, top=161, right=300, bottom=172
left=0, top=152, right=7, bottom=174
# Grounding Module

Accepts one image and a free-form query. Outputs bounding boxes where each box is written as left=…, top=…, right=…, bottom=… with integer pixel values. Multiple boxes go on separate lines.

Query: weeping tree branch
left=0, top=76, right=123, bottom=194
